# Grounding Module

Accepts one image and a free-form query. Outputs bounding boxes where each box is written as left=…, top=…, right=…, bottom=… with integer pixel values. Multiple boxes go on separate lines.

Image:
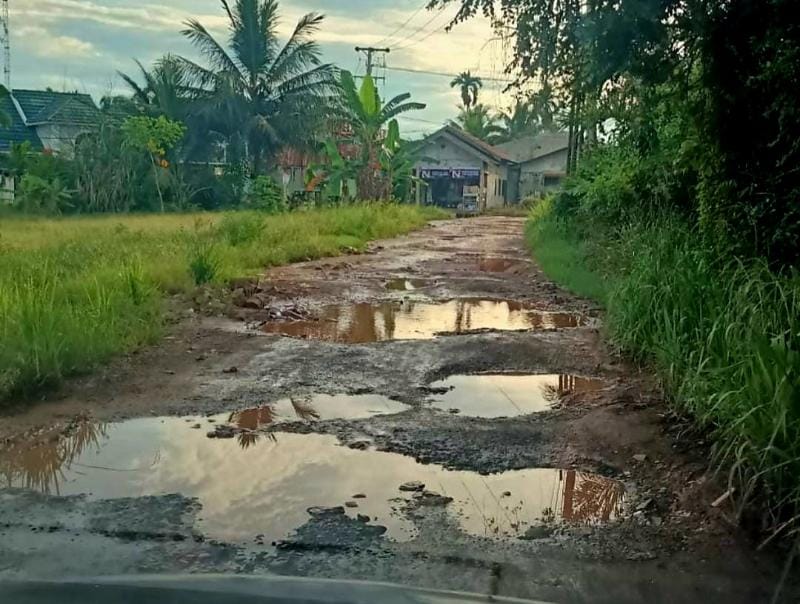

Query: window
left=543, top=175, right=562, bottom=187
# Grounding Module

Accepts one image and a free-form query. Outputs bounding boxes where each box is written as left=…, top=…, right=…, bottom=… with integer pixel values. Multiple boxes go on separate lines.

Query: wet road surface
left=0, top=217, right=794, bottom=603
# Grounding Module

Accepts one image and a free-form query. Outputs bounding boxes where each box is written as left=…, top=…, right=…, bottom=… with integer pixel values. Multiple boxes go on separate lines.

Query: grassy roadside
left=0, top=204, right=444, bottom=401
left=527, top=199, right=800, bottom=545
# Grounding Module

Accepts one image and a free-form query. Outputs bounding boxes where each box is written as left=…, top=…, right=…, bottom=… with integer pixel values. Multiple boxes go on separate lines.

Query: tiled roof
left=13, top=89, right=99, bottom=127
left=0, top=96, right=43, bottom=153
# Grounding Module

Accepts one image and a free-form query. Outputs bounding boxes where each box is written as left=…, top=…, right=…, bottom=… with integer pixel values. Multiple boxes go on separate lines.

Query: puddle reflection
left=477, top=257, right=520, bottom=273
left=429, top=374, right=608, bottom=417
left=0, top=420, right=624, bottom=544
left=227, top=394, right=408, bottom=448
left=261, top=299, right=586, bottom=343
left=0, top=419, right=108, bottom=495
left=385, top=278, right=428, bottom=291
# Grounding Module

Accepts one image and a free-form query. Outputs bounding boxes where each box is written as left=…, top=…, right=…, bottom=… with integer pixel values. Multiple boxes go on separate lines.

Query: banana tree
left=309, top=138, right=360, bottom=202
left=338, top=71, right=425, bottom=200
left=379, top=120, right=426, bottom=202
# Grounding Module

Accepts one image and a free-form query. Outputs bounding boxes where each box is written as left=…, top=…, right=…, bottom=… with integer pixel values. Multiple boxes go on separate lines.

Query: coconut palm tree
left=338, top=70, right=425, bottom=199
left=177, top=0, right=337, bottom=175
left=495, top=100, right=542, bottom=143
left=450, top=71, right=483, bottom=109
left=453, top=104, right=503, bottom=143
left=118, top=55, right=191, bottom=121
left=531, top=82, right=558, bottom=131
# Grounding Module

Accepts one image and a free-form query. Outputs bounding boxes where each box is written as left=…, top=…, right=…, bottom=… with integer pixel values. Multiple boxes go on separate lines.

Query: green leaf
left=359, top=73, right=379, bottom=118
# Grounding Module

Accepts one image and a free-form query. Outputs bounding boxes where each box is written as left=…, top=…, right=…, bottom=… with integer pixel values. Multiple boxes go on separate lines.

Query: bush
left=217, top=212, right=265, bottom=246
left=246, top=175, right=285, bottom=213
left=17, top=174, right=73, bottom=215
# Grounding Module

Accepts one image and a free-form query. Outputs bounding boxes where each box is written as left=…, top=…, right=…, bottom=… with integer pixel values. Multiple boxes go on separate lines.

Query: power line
left=374, top=0, right=429, bottom=47
left=389, top=7, right=448, bottom=51
left=385, top=65, right=515, bottom=83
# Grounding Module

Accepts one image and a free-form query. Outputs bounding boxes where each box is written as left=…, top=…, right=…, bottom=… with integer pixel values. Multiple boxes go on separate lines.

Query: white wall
left=35, top=124, right=88, bottom=155
left=518, top=149, right=569, bottom=199
left=414, top=133, right=505, bottom=207
left=485, top=163, right=509, bottom=209
left=416, top=136, right=484, bottom=172
left=1, top=174, right=14, bottom=205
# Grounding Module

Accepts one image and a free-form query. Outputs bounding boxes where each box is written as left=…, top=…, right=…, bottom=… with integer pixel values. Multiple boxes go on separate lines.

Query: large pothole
left=260, top=299, right=587, bottom=342
left=427, top=373, right=609, bottom=417
left=0, top=416, right=626, bottom=545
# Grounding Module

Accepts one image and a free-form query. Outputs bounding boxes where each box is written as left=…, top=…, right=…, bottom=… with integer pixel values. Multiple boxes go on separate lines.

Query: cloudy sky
left=11, top=0, right=516, bottom=135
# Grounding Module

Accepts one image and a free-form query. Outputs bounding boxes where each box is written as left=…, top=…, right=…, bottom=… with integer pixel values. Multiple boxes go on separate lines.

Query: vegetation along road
left=1, top=216, right=796, bottom=603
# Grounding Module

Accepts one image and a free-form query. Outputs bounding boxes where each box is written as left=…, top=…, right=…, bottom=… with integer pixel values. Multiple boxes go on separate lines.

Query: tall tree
left=338, top=70, right=425, bottom=199
left=450, top=71, right=483, bottom=109
left=496, top=100, right=542, bottom=143
left=118, top=55, right=191, bottom=121
left=178, top=0, right=337, bottom=175
left=453, top=104, right=502, bottom=143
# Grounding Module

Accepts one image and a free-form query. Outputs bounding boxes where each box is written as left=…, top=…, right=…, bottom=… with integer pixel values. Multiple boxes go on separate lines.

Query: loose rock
left=399, top=481, right=425, bottom=492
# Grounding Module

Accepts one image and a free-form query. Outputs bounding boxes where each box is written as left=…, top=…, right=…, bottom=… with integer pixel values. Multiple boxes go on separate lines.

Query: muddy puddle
left=1, top=418, right=625, bottom=544
left=477, top=257, right=525, bottom=273
left=228, top=394, right=408, bottom=427
left=261, top=299, right=586, bottom=343
left=428, top=374, right=608, bottom=417
left=385, top=278, right=428, bottom=291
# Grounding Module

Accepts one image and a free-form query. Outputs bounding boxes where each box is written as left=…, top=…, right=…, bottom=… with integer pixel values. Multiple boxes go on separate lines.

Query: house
left=0, top=89, right=100, bottom=155
left=412, top=125, right=568, bottom=209
left=495, top=132, right=569, bottom=200
left=412, top=125, right=513, bottom=209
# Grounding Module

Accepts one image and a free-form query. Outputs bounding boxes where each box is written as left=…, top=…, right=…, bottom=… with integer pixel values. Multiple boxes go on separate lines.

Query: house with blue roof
left=0, top=89, right=100, bottom=155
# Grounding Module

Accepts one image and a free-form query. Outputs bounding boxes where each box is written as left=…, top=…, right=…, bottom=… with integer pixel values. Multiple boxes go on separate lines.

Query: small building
left=0, top=89, right=100, bottom=155
left=413, top=125, right=513, bottom=210
left=495, top=133, right=569, bottom=200
left=413, top=125, right=568, bottom=209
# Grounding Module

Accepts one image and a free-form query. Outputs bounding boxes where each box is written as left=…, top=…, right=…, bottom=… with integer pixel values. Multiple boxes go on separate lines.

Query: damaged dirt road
left=0, top=217, right=793, bottom=603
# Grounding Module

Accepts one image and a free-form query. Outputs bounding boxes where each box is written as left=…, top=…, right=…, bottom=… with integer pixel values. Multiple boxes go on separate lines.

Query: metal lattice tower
left=1, top=0, right=9, bottom=90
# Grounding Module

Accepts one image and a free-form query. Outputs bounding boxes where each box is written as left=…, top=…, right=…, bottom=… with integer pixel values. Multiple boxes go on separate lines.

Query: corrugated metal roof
left=495, top=132, right=569, bottom=163
left=423, top=125, right=512, bottom=164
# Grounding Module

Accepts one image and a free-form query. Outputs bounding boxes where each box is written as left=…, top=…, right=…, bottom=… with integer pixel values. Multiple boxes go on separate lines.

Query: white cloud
left=17, top=25, right=99, bottom=59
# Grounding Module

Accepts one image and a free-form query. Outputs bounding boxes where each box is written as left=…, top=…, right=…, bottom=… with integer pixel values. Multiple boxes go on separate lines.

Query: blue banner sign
left=420, top=168, right=481, bottom=179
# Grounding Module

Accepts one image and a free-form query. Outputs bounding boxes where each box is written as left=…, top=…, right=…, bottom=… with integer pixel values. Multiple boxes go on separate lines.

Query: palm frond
left=379, top=100, right=426, bottom=122
left=182, top=18, right=243, bottom=79
left=268, top=12, right=325, bottom=82
left=230, top=0, right=277, bottom=82
left=275, top=63, right=337, bottom=98
left=117, top=67, right=149, bottom=106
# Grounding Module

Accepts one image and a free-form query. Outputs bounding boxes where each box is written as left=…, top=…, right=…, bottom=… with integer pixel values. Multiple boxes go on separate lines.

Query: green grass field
left=0, top=204, right=444, bottom=401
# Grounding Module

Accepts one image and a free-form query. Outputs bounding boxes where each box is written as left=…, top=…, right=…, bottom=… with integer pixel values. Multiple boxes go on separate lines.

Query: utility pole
left=354, top=46, right=389, bottom=84
left=1, top=0, right=10, bottom=90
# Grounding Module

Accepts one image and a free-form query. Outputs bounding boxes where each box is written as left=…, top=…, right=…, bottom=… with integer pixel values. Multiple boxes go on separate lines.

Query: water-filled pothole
left=261, top=299, right=586, bottom=342
left=477, top=257, right=525, bottom=273
left=428, top=374, right=608, bottom=417
left=0, top=418, right=624, bottom=543
left=385, top=278, right=428, bottom=291
left=229, top=394, right=408, bottom=426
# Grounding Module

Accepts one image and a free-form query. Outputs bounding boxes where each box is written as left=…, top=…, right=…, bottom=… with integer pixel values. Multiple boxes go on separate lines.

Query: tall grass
left=528, top=205, right=800, bottom=543
left=525, top=199, right=609, bottom=303
left=0, top=204, right=444, bottom=401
